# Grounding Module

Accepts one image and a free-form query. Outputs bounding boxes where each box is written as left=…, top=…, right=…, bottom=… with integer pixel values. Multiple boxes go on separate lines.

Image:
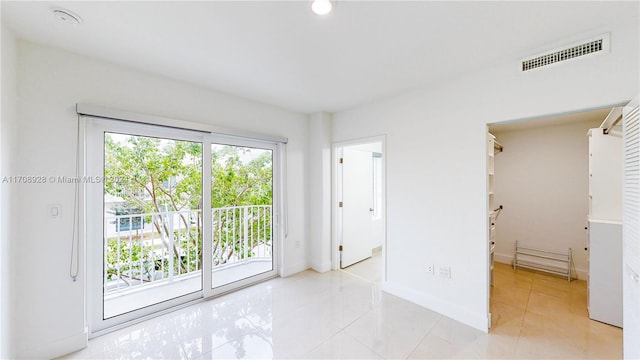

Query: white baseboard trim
left=310, top=260, right=332, bottom=273
left=494, top=253, right=513, bottom=265
left=574, top=268, right=588, bottom=280
left=494, top=253, right=588, bottom=280
left=19, top=328, right=88, bottom=359
left=280, top=262, right=309, bottom=277
left=382, top=281, right=489, bottom=333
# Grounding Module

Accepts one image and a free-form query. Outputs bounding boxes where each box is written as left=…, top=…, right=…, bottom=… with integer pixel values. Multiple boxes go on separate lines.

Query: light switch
left=48, top=205, right=60, bottom=218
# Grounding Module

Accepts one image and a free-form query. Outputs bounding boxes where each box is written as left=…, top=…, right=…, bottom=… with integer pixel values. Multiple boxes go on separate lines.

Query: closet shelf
left=494, top=141, right=503, bottom=153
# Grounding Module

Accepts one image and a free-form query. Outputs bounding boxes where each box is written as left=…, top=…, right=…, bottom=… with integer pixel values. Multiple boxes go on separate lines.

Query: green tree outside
left=104, top=133, right=272, bottom=288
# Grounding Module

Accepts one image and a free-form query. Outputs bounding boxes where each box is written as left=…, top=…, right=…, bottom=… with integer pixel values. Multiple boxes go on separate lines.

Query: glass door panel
left=102, top=132, right=203, bottom=319
left=210, top=143, right=275, bottom=289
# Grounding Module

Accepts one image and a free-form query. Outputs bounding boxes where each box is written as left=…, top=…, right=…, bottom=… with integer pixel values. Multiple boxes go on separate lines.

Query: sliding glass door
left=85, top=118, right=279, bottom=334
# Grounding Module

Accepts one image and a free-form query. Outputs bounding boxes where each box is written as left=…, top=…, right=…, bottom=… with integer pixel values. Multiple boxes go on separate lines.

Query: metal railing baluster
left=103, top=206, right=272, bottom=294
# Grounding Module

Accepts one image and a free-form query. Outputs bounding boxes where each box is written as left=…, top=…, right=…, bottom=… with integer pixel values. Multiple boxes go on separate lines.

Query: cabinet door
left=588, top=221, right=622, bottom=327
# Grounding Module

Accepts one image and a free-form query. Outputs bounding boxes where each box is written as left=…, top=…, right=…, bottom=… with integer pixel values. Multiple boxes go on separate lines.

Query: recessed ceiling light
left=311, top=0, right=333, bottom=16
left=52, top=8, right=82, bottom=25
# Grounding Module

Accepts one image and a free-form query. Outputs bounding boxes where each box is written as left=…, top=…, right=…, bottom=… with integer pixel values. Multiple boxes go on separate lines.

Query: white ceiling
left=1, top=1, right=635, bottom=114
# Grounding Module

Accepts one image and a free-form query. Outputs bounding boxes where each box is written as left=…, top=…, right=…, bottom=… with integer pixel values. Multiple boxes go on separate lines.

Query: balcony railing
left=212, top=205, right=272, bottom=268
left=104, top=205, right=272, bottom=294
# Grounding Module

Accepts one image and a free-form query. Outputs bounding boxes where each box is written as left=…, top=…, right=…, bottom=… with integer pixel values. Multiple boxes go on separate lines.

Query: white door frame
left=84, top=117, right=282, bottom=336
left=331, top=136, right=386, bottom=280
left=484, top=101, right=630, bottom=330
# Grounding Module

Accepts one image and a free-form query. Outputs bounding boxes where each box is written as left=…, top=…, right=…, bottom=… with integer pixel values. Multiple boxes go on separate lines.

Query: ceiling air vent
left=521, top=33, right=609, bottom=72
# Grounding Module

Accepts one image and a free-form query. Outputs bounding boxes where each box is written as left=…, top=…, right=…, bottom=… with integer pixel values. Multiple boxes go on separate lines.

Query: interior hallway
left=62, top=258, right=621, bottom=359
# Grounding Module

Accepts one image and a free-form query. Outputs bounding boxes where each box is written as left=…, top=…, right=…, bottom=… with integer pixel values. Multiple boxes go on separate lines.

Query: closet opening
left=485, top=106, right=624, bottom=355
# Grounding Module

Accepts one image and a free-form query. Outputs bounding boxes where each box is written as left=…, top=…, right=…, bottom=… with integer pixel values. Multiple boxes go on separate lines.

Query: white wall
left=9, top=40, right=309, bottom=359
left=332, top=15, right=638, bottom=331
left=308, top=112, right=332, bottom=272
left=491, top=120, right=600, bottom=279
left=1, top=25, right=18, bottom=359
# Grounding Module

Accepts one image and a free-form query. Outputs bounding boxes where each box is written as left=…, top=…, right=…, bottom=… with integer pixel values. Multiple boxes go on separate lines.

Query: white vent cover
left=522, top=33, right=610, bottom=72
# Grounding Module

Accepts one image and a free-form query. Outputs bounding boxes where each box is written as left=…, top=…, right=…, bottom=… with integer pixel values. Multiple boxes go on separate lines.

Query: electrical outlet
left=438, top=265, right=451, bottom=279
left=426, top=264, right=434, bottom=275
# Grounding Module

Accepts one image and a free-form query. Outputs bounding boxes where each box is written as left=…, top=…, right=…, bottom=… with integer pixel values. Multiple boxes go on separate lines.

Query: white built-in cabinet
left=488, top=133, right=497, bottom=286
left=587, top=127, right=623, bottom=328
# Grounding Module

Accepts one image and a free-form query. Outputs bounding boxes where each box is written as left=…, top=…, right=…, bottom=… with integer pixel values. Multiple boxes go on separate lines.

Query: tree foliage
left=105, top=134, right=203, bottom=214
left=211, top=145, right=272, bottom=208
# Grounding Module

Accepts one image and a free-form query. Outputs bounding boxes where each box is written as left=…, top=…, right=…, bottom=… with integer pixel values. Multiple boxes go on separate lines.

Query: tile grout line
left=342, top=328, right=386, bottom=360
left=512, top=269, right=533, bottom=359
left=404, top=315, right=444, bottom=359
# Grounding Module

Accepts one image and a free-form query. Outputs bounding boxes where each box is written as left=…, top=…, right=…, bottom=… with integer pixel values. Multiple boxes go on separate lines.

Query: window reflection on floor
left=65, top=257, right=622, bottom=359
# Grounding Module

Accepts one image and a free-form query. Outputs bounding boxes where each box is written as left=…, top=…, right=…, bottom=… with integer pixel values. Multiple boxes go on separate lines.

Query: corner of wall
left=18, top=329, right=88, bottom=359
left=382, top=281, right=489, bottom=333
left=307, top=112, right=333, bottom=273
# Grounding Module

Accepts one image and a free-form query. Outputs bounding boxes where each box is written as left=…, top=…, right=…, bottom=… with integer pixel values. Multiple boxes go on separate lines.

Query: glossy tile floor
left=489, top=262, right=622, bottom=359
left=341, top=248, right=382, bottom=284
left=64, top=259, right=622, bottom=359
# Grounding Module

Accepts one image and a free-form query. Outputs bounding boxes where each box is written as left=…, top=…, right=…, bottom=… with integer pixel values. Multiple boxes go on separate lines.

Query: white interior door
left=340, top=147, right=374, bottom=268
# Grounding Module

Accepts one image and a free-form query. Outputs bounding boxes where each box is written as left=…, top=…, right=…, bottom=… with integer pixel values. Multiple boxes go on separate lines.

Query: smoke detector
left=52, top=8, right=82, bottom=25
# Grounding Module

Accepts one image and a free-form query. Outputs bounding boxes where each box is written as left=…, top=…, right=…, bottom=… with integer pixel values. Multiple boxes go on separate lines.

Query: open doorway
left=333, top=138, right=385, bottom=284
left=485, top=106, right=624, bottom=355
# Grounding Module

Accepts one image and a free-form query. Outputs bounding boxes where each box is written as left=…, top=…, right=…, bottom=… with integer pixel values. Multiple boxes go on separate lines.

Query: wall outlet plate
left=427, top=264, right=434, bottom=275
left=438, top=265, right=451, bottom=279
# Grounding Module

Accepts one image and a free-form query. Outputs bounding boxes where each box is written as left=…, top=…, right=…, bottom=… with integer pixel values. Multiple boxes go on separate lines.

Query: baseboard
left=18, top=328, right=88, bottom=359
left=382, top=281, right=489, bottom=333
left=574, top=268, right=588, bottom=280
left=310, top=260, right=332, bottom=273
left=280, top=261, right=309, bottom=277
left=494, top=253, right=513, bottom=265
